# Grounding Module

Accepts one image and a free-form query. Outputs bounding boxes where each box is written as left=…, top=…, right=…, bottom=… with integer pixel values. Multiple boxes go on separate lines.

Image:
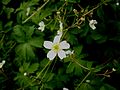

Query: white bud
left=116, top=2, right=119, bottom=6
left=24, top=72, right=27, bottom=76
left=112, top=68, right=116, bottom=72
left=86, top=80, right=90, bottom=83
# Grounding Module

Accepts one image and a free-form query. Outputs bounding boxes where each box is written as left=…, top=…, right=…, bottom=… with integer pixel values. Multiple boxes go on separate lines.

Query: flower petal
left=47, top=50, right=57, bottom=60
left=53, top=35, right=61, bottom=43
left=60, top=41, right=70, bottom=49
left=58, top=50, right=66, bottom=59
left=43, top=41, right=53, bottom=49
left=39, top=21, right=44, bottom=26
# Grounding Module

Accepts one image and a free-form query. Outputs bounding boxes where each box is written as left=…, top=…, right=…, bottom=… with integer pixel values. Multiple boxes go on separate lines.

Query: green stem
left=71, top=57, right=90, bottom=71
left=35, top=61, right=51, bottom=80
left=75, top=71, right=91, bottom=90
left=39, top=61, right=51, bottom=86
left=22, top=0, right=49, bottom=24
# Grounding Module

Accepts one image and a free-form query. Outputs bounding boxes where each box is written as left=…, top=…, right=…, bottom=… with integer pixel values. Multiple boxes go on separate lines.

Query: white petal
left=58, top=50, right=66, bottom=59
left=47, top=50, right=57, bottom=60
left=90, top=25, right=96, bottom=30
left=53, top=35, right=61, bottom=43
left=60, top=41, right=70, bottom=49
left=39, top=21, right=44, bottom=26
left=43, top=41, right=53, bottom=49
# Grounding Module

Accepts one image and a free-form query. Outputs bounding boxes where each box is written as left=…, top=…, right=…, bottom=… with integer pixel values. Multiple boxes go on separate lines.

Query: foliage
left=0, top=0, right=120, bottom=90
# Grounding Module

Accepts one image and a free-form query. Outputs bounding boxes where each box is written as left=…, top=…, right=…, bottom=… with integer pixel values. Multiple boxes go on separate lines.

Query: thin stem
left=22, top=0, right=49, bottom=24
left=75, top=71, right=91, bottom=90
left=35, top=61, right=51, bottom=79
left=39, top=61, right=51, bottom=86
left=71, top=57, right=90, bottom=71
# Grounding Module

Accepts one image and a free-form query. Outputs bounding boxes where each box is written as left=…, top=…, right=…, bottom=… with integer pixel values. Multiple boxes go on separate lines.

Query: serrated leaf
left=15, top=43, right=35, bottom=60
left=29, top=37, right=43, bottom=48
left=27, top=63, right=39, bottom=73
left=13, top=25, right=25, bottom=43
left=73, top=45, right=83, bottom=55
left=24, top=25, right=34, bottom=38
left=66, top=33, right=78, bottom=45
left=87, top=62, right=93, bottom=69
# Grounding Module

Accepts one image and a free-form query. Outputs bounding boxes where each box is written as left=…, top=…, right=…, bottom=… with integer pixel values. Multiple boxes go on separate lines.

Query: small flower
left=44, top=35, right=70, bottom=60
left=38, top=21, right=45, bottom=32
left=89, top=20, right=97, bottom=30
left=63, top=87, right=69, bottom=90
left=0, top=60, right=5, bottom=68
left=26, top=7, right=30, bottom=16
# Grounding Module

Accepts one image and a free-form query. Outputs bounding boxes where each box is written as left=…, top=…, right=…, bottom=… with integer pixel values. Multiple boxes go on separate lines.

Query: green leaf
left=27, top=63, right=39, bottom=73
left=2, top=0, right=10, bottom=5
left=29, top=37, right=43, bottom=48
left=100, top=84, right=116, bottom=90
left=32, top=8, right=52, bottom=24
left=97, top=6, right=104, bottom=20
left=78, top=83, right=95, bottom=90
left=24, top=25, right=34, bottom=38
left=15, top=43, right=35, bottom=60
left=66, top=62, right=75, bottom=73
left=13, top=25, right=25, bottom=43
left=4, top=7, right=14, bottom=19
left=91, top=33, right=103, bottom=40
left=66, top=33, right=78, bottom=45
left=87, top=62, right=93, bottom=69
left=73, top=45, right=83, bottom=55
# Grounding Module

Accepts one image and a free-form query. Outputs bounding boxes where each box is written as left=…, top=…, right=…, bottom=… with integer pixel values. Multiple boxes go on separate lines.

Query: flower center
left=52, top=43, right=60, bottom=52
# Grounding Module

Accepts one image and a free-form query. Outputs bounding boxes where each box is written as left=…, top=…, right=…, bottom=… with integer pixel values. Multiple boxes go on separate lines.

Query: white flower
left=44, top=35, right=70, bottom=60
left=89, top=20, right=97, bottom=30
left=38, top=21, right=45, bottom=32
left=0, top=60, right=5, bottom=68
left=63, top=88, right=69, bottom=90
left=26, top=7, right=30, bottom=16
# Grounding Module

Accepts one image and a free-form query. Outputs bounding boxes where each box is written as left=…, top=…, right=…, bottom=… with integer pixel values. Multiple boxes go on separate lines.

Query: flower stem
left=75, top=71, right=91, bottom=90
left=22, top=0, right=49, bottom=24
left=35, top=61, right=51, bottom=79
left=71, top=57, right=90, bottom=71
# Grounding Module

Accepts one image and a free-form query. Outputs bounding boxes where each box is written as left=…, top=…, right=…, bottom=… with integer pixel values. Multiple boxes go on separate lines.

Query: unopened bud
left=112, top=68, right=116, bottom=72
left=57, top=11, right=60, bottom=15
left=86, top=80, right=90, bottom=83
